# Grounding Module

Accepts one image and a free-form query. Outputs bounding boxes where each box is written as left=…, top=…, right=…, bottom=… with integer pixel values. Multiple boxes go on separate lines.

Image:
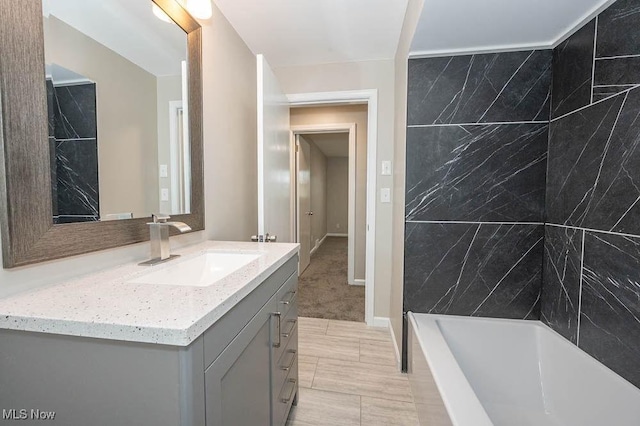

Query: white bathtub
left=407, top=313, right=640, bottom=426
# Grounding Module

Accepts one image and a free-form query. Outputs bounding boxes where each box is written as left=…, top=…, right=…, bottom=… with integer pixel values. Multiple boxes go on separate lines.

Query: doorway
left=290, top=106, right=367, bottom=322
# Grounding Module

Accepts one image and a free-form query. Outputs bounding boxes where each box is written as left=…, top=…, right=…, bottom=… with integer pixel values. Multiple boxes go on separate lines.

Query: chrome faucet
left=139, top=214, right=192, bottom=266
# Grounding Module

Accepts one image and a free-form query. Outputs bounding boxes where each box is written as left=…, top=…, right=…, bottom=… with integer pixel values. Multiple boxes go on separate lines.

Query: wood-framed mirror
left=0, top=0, right=204, bottom=268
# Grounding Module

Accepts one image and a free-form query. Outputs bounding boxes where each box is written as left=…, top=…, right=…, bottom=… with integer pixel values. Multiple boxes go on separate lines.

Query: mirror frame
left=0, top=0, right=204, bottom=268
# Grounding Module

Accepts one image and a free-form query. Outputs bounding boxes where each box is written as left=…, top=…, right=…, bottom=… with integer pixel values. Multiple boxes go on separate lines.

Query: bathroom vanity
left=0, top=241, right=299, bottom=426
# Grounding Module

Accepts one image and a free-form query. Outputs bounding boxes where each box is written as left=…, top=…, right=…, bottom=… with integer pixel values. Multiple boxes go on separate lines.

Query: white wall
left=390, top=0, right=425, bottom=351
left=0, top=3, right=258, bottom=298
left=326, top=157, right=349, bottom=234
left=276, top=60, right=395, bottom=318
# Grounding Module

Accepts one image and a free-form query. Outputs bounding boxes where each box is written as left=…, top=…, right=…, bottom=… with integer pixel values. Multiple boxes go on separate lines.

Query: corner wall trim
left=352, top=279, right=365, bottom=286
left=309, top=234, right=327, bottom=256
left=388, top=320, right=401, bottom=371
left=372, top=316, right=390, bottom=328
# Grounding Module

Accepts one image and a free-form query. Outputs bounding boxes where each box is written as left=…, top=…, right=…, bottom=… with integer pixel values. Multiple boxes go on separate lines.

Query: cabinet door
left=205, top=297, right=276, bottom=426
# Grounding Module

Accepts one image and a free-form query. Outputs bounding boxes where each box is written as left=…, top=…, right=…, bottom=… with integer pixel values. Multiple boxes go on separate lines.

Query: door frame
left=294, top=134, right=311, bottom=274
left=290, top=124, right=357, bottom=286
left=287, top=90, right=378, bottom=326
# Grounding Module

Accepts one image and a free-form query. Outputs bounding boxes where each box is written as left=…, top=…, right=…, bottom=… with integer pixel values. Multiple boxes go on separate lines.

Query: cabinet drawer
left=203, top=255, right=297, bottom=368
left=276, top=273, right=298, bottom=319
left=272, top=326, right=298, bottom=399
left=273, top=349, right=298, bottom=426
left=272, top=274, right=298, bottom=365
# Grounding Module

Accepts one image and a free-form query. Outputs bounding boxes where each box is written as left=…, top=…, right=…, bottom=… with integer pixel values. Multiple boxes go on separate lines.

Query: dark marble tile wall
left=551, top=20, right=595, bottom=119
left=405, top=124, right=547, bottom=222
left=407, top=50, right=552, bottom=125
left=48, top=82, right=99, bottom=222
left=541, top=226, right=582, bottom=343
left=580, top=232, right=640, bottom=388
left=552, top=0, right=640, bottom=117
left=542, top=0, right=640, bottom=389
left=404, top=223, right=543, bottom=319
left=403, top=50, right=551, bottom=327
left=46, top=79, right=58, bottom=217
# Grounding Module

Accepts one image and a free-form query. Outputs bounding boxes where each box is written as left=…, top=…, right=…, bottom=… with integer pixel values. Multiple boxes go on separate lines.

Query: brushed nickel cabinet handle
left=280, top=349, right=297, bottom=371
left=272, top=312, right=282, bottom=348
left=280, top=291, right=297, bottom=305
left=282, top=319, right=297, bottom=338
left=280, top=379, right=297, bottom=403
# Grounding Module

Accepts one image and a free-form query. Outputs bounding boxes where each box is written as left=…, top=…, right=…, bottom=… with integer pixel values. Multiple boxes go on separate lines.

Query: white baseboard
left=388, top=321, right=402, bottom=370
left=309, top=234, right=327, bottom=256
left=350, top=279, right=365, bottom=286
left=326, top=233, right=348, bottom=237
left=372, top=316, right=389, bottom=328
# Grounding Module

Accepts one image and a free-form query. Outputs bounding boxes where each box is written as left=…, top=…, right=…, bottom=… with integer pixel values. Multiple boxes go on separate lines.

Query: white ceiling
left=43, top=0, right=187, bottom=76
left=214, top=0, right=409, bottom=67
left=410, top=0, right=615, bottom=56
left=305, top=133, right=349, bottom=157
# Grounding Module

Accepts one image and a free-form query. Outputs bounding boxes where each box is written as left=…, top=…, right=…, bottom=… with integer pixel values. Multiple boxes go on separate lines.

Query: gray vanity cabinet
left=0, top=254, right=298, bottom=426
left=204, top=292, right=275, bottom=426
left=205, top=267, right=299, bottom=426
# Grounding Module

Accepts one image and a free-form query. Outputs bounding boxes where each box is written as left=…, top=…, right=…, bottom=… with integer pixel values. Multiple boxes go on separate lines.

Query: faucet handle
left=151, top=214, right=171, bottom=224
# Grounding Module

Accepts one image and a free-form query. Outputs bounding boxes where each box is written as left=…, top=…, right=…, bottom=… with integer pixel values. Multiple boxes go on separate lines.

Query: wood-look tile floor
left=287, top=317, right=420, bottom=426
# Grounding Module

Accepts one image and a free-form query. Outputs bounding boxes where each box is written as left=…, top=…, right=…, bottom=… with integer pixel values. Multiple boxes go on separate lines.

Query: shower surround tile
left=404, top=223, right=543, bottom=320
left=592, top=85, right=637, bottom=102
left=580, top=232, right=640, bottom=388
left=596, top=0, right=640, bottom=58
left=594, top=57, right=640, bottom=86
left=407, top=50, right=551, bottom=125
left=541, top=226, right=583, bottom=343
left=546, top=88, right=640, bottom=234
left=52, top=83, right=97, bottom=140
left=405, top=124, right=547, bottom=222
left=551, top=19, right=595, bottom=118
left=55, top=139, right=99, bottom=217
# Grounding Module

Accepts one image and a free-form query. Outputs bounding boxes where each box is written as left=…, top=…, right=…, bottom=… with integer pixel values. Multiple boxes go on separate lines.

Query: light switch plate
left=381, top=161, right=392, bottom=176
left=159, top=164, right=168, bottom=178
left=381, top=188, right=391, bottom=203
left=161, top=188, right=169, bottom=201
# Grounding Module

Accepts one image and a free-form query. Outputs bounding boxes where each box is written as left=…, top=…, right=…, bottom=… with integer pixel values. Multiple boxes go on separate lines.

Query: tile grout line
left=593, top=84, right=639, bottom=88
left=596, top=53, right=640, bottom=60
left=406, top=220, right=544, bottom=225
left=307, top=385, right=414, bottom=405
left=408, top=121, right=548, bottom=128
left=577, top=229, right=585, bottom=347
left=591, top=15, right=598, bottom=104
left=550, top=83, right=637, bottom=123
left=546, top=222, right=640, bottom=239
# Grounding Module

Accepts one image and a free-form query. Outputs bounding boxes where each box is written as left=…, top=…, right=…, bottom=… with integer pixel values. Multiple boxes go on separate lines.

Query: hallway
left=298, top=237, right=365, bottom=322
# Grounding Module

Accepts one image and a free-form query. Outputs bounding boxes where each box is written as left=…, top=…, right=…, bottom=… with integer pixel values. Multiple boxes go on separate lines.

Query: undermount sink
left=128, top=251, right=263, bottom=287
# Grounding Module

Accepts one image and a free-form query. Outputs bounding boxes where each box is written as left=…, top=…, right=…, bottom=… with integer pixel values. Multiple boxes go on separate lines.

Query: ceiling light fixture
left=152, top=0, right=213, bottom=23
left=180, top=0, right=213, bottom=20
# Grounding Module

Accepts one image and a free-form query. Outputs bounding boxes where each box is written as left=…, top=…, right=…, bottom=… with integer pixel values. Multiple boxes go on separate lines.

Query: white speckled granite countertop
left=0, top=241, right=299, bottom=346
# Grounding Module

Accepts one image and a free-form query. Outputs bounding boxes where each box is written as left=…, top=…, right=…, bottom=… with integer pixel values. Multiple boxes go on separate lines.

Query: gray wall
left=403, top=50, right=552, bottom=322
left=542, top=0, right=640, bottom=389
left=307, top=137, right=328, bottom=248
left=326, top=157, right=349, bottom=235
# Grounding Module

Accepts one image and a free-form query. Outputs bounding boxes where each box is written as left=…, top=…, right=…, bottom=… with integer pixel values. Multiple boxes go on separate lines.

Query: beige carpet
left=298, top=237, right=365, bottom=322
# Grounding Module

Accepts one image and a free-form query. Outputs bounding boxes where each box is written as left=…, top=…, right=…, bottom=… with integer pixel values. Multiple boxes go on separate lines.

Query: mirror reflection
left=42, top=0, right=190, bottom=224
